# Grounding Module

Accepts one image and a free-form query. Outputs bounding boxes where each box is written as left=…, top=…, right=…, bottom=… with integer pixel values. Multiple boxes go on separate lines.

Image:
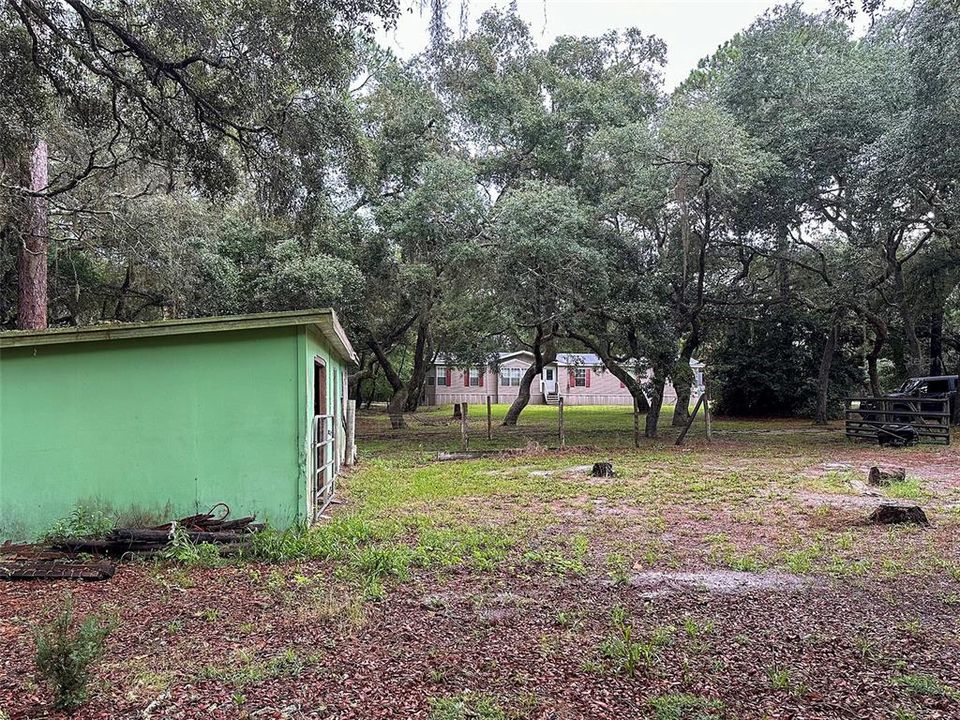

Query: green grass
left=648, top=693, right=723, bottom=720
left=356, top=402, right=852, bottom=455
left=599, top=606, right=673, bottom=677
left=892, top=673, right=957, bottom=698
left=523, top=534, right=589, bottom=576
left=329, top=405, right=959, bottom=586
left=766, top=665, right=809, bottom=697
left=885, top=478, right=933, bottom=501
left=428, top=692, right=507, bottom=720
left=197, top=648, right=316, bottom=687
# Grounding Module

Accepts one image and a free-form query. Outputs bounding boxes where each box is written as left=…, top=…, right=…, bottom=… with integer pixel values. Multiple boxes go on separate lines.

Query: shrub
left=34, top=596, right=113, bottom=710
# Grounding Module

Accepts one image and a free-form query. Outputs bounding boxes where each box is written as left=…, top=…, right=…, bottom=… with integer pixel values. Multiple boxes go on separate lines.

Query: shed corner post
left=345, top=401, right=357, bottom=467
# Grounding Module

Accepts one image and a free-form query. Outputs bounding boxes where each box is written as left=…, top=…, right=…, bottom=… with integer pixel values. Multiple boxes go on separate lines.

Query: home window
left=468, top=368, right=481, bottom=387
left=500, top=367, right=522, bottom=386
left=436, top=367, right=448, bottom=386
left=574, top=368, right=587, bottom=387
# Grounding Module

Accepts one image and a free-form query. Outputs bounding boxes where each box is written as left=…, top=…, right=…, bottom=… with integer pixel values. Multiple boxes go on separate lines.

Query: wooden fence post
left=344, top=402, right=356, bottom=466
left=558, top=397, right=565, bottom=448
left=675, top=394, right=705, bottom=446
left=460, top=402, right=469, bottom=451
left=486, top=395, right=492, bottom=441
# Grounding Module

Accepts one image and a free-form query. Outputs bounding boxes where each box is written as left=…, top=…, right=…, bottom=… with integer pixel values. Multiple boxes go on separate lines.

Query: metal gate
left=312, top=413, right=337, bottom=519
left=844, top=397, right=951, bottom=445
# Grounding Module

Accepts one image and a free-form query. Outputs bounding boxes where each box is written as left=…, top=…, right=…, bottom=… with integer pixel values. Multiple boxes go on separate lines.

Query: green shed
left=0, top=309, right=357, bottom=541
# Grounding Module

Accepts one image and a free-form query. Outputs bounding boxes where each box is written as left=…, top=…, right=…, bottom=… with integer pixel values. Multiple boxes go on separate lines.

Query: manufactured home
left=0, top=310, right=356, bottom=541
left=424, top=351, right=704, bottom=407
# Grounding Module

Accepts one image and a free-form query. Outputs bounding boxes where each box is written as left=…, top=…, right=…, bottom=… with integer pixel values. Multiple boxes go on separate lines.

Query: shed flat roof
left=0, top=309, right=358, bottom=366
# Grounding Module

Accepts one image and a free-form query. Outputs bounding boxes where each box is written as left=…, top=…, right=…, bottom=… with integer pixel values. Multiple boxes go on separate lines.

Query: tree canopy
left=2, top=0, right=958, bottom=432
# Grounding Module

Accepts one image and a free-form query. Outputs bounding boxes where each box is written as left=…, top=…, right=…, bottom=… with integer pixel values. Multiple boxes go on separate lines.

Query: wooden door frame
left=313, top=357, right=327, bottom=417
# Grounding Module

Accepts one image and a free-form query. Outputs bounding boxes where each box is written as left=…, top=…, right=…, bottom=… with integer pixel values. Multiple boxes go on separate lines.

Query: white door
left=543, top=366, right=557, bottom=394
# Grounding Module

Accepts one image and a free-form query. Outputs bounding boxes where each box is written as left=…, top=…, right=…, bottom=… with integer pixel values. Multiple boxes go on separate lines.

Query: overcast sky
left=380, top=0, right=879, bottom=89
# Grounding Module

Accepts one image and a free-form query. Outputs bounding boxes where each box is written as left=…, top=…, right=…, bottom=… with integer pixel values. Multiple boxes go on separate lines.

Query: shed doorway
left=311, top=358, right=336, bottom=520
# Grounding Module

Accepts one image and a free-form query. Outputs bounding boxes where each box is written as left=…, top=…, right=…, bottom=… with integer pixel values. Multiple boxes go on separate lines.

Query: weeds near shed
left=247, top=515, right=385, bottom=562
left=41, top=505, right=114, bottom=542
left=346, top=543, right=414, bottom=599
left=34, top=595, right=113, bottom=710
left=160, top=526, right=222, bottom=567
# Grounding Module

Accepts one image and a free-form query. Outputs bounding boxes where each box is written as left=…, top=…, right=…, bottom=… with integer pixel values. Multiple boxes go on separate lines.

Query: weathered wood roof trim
left=0, top=309, right=359, bottom=366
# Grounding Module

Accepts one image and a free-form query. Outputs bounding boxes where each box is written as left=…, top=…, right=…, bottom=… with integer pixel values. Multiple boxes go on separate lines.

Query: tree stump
left=868, top=466, right=906, bottom=487
left=868, top=504, right=929, bottom=526
left=591, top=462, right=614, bottom=478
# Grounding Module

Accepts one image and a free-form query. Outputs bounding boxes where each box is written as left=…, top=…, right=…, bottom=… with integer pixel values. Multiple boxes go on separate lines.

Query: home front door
left=543, top=366, right=557, bottom=395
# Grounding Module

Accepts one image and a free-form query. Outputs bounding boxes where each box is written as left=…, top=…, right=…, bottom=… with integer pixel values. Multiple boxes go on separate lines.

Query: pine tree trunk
left=16, top=138, right=48, bottom=330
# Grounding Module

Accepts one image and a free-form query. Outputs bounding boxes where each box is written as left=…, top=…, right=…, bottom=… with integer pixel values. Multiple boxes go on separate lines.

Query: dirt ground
left=2, top=408, right=959, bottom=719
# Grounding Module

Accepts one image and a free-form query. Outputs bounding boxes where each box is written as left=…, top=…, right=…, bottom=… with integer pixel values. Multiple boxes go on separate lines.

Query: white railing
left=312, top=414, right=336, bottom=519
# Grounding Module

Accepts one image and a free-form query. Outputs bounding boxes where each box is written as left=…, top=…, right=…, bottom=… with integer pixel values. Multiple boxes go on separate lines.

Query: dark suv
left=886, top=375, right=958, bottom=422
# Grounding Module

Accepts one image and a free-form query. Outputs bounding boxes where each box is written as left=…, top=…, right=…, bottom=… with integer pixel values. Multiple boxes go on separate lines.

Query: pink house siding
left=493, top=357, right=545, bottom=406
left=423, top=365, right=491, bottom=406
left=424, top=357, right=548, bottom=406
left=423, top=352, right=697, bottom=407
left=558, top=366, right=679, bottom=406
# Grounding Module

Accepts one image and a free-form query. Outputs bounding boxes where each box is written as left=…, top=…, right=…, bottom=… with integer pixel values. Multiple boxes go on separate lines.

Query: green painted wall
left=0, top=325, right=337, bottom=540
left=299, top=328, right=347, bottom=518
